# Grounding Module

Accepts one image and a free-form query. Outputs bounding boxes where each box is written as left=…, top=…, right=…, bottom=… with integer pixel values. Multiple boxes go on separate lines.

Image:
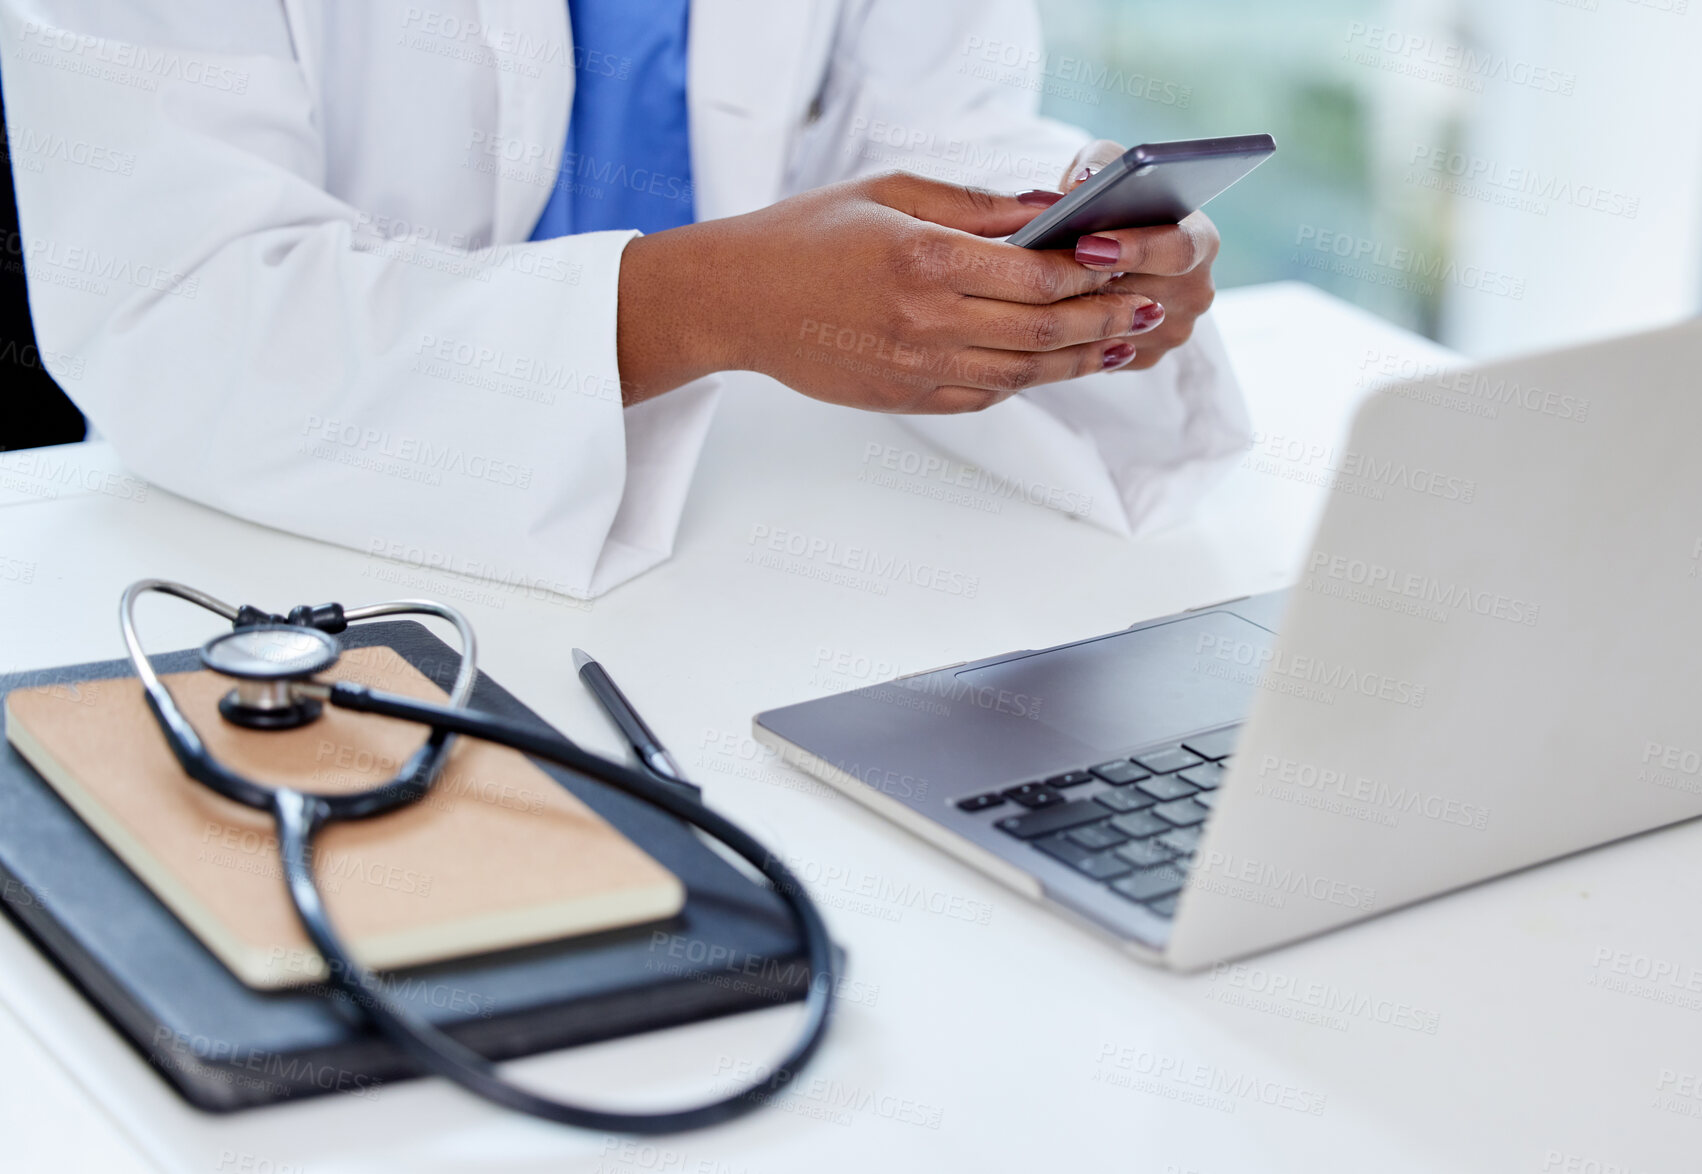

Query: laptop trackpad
left=952, top=612, right=1273, bottom=757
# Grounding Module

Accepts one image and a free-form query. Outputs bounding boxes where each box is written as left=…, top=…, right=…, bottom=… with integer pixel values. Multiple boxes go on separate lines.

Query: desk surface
left=3, top=283, right=1696, bottom=1174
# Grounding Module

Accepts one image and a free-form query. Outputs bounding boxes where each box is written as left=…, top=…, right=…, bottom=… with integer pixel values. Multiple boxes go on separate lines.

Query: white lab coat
left=0, top=0, right=1250, bottom=597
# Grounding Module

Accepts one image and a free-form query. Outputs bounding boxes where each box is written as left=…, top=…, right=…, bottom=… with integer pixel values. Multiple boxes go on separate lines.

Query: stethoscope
left=120, top=579, right=835, bottom=1134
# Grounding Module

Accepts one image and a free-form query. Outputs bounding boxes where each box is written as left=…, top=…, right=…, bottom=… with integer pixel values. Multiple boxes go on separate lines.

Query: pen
left=571, top=647, right=690, bottom=788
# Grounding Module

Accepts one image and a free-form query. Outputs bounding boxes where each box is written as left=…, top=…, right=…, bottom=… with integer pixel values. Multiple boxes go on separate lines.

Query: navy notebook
left=0, top=621, right=817, bottom=1111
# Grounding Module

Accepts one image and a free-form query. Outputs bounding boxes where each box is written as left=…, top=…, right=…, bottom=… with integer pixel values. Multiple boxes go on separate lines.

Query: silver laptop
left=753, top=318, right=1702, bottom=970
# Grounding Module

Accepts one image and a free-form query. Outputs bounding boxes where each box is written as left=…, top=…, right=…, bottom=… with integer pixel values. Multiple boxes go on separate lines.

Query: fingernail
left=1075, top=235, right=1120, bottom=267
left=1072, top=166, right=1095, bottom=184
left=1102, top=343, right=1136, bottom=370
left=1017, top=189, right=1064, bottom=207
left=1130, top=302, right=1166, bottom=333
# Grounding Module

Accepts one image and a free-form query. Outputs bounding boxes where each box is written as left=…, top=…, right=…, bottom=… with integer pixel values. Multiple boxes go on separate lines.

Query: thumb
left=1061, top=139, right=1126, bottom=193
left=867, top=171, right=1055, bottom=239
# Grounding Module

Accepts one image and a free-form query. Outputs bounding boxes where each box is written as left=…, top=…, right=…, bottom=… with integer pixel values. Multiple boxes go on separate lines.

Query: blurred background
left=1035, top=0, right=1702, bottom=356
left=4, top=0, right=1699, bottom=450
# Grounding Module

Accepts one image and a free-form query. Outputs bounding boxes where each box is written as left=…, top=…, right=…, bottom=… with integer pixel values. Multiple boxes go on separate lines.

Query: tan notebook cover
left=3, top=646, right=684, bottom=989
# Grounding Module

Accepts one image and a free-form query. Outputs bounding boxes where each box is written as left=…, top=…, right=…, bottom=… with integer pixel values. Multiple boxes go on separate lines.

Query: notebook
left=0, top=621, right=818, bottom=1112
left=3, top=645, right=685, bottom=989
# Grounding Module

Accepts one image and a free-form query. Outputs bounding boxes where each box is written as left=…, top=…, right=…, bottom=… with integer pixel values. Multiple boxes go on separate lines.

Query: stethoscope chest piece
left=199, top=624, right=341, bottom=730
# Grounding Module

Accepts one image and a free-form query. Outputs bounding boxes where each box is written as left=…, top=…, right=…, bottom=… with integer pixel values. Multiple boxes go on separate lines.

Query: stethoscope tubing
left=120, top=580, right=837, bottom=1134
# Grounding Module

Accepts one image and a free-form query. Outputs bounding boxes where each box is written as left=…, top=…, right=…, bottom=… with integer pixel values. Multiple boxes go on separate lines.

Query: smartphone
left=1010, top=134, right=1276, bottom=250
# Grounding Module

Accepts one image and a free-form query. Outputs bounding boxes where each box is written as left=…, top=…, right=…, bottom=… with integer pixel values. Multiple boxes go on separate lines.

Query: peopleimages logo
left=860, top=442, right=1095, bottom=517
left=1306, top=551, right=1541, bottom=626
left=300, top=414, right=535, bottom=490
left=715, top=1057, right=946, bottom=1130
left=0, top=448, right=149, bottom=503
left=1408, top=145, right=1640, bottom=219
left=1092, top=1043, right=1328, bottom=1115
left=1343, top=22, right=1577, bottom=96
left=398, top=6, right=574, bottom=73
left=645, top=931, right=880, bottom=1009
left=1245, top=430, right=1477, bottom=503
left=3, top=125, right=137, bottom=176
left=848, top=117, right=1059, bottom=183
left=413, top=332, right=613, bottom=401
left=873, top=673, right=1043, bottom=721
left=1641, top=741, right=1702, bottom=775
left=770, top=853, right=993, bottom=926
left=1654, top=1068, right=1702, bottom=1119
left=746, top=523, right=980, bottom=598
left=23, top=238, right=199, bottom=298
left=1207, top=962, right=1442, bottom=1034
left=957, top=36, right=1193, bottom=108
left=149, top=1027, right=379, bottom=1099
left=364, top=538, right=592, bottom=603
left=1294, top=225, right=1526, bottom=299
left=1358, top=348, right=1590, bottom=423
left=1197, top=850, right=1378, bottom=912
left=18, top=21, right=251, bottom=94
left=1194, top=631, right=1427, bottom=709
left=1540, top=1151, right=1659, bottom=1174
left=1589, top=947, right=1702, bottom=996
left=1255, top=755, right=1491, bottom=831
left=1637, top=740, right=1702, bottom=797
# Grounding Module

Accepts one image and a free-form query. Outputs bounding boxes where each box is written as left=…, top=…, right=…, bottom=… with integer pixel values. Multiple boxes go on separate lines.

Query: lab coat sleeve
left=0, top=0, right=707, bottom=598
left=785, top=0, right=1251, bottom=537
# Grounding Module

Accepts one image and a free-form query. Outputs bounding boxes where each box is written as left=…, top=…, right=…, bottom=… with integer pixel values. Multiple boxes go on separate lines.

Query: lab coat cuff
left=897, top=314, right=1252, bottom=538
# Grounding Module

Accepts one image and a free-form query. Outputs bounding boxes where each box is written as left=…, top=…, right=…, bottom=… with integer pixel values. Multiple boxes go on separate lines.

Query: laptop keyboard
left=953, top=725, right=1240, bottom=920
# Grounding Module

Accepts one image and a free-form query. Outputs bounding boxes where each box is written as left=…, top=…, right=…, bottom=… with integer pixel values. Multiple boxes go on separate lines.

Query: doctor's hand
left=616, top=172, right=1163, bottom=413
left=1048, top=138, right=1221, bottom=372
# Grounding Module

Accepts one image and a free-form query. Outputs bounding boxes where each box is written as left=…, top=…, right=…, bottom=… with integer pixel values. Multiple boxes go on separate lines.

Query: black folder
left=0, top=621, right=816, bottom=1111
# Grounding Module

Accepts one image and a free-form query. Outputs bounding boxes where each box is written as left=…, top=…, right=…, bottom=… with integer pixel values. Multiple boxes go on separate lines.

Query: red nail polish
left=1131, top=302, right=1166, bottom=333
left=1072, top=166, right=1095, bottom=184
left=1018, top=189, right=1064, bottom=207
left=1102, top=343, right=1136, bottom=370
left=1075, top=235, right=1120, bottom=267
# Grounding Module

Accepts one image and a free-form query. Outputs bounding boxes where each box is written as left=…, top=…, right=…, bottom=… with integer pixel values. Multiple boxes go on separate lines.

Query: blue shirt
left=529, top=0, right=696, bottom=240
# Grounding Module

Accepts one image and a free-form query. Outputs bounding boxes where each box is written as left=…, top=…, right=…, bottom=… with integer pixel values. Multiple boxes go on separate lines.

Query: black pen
left=571, top=647, right=688, bottom=785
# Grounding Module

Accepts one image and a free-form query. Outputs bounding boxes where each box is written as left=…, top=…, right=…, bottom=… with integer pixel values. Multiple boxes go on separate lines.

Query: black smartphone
left=1010, top=134, right=1276, bottom=250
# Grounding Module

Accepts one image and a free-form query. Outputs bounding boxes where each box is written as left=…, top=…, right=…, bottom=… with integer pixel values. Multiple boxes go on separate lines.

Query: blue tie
left=529, top=0, right=697, bottom=240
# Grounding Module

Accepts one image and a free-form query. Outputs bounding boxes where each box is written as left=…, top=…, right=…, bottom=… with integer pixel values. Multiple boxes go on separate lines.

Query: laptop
left=753, top=318, right=1702, bottom=970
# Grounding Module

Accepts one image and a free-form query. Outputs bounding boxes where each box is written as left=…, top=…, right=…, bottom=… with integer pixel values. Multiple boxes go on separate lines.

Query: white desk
left=3, top=283, right=1697, bottom=1174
